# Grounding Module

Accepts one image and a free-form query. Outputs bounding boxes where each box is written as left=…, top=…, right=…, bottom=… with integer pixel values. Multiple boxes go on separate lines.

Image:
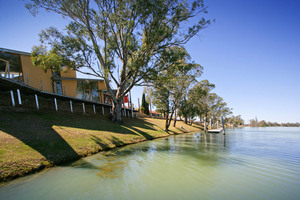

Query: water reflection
left=1, top=128, right=300, bottom=200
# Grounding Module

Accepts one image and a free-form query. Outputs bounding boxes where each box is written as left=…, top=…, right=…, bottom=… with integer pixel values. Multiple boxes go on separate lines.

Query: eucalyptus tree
left=26, top=0, right=211, bottom=122
left=227, top=115, right=244, bottom=127
left=207, top=93, right=232, bottom=125
left=179, top=98, right=196, bottom=125
left=188, top=80, right=232, bottom=128
left=188, top=79, right=215, bottom=121
left=147, top=47, right=202, bottom=131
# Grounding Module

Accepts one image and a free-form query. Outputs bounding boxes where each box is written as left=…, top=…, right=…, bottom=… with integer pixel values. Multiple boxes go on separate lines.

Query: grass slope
left=0, top=107, right=202, bottom=182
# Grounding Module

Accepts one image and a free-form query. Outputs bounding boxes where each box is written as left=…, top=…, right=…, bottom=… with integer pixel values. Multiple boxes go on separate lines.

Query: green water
left=1, top=127, right=300, bottom=200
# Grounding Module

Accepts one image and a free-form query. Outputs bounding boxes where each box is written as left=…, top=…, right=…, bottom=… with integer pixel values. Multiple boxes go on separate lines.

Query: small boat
left=207, top=128, right=223, bottom=133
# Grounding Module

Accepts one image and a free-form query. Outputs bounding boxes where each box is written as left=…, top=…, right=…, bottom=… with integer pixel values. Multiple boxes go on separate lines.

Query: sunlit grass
left=0, top=107, right=202, bottom=182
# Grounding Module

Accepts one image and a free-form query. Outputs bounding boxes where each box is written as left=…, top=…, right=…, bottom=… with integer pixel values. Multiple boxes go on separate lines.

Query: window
left=76, top=80, right=99, bottom=102
left=0, top=52, right=23, bottom=83
left=55, top=81, right=63, bottom=95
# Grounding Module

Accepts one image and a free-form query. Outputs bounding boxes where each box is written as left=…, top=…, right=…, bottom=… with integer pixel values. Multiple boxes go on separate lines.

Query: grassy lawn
left=0, top=107, right=202, bottom=183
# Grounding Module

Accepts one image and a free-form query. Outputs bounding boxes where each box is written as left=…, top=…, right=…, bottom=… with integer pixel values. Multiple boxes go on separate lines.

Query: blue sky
left=0, top=0, right=299, bottom=123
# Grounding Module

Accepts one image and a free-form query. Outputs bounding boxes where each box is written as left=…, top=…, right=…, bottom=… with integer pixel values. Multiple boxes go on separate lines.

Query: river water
left=1, top=127, right=300, bottom=200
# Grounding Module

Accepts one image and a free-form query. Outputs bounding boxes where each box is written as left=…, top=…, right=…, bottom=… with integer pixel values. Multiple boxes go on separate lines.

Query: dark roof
left=52, top=77, right=104, bottom=81
left=0, top=47, right=31, bottom=56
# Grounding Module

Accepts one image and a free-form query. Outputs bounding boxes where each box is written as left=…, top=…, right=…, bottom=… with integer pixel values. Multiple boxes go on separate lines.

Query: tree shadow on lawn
left=0, top=109, right=161, bottom=168
left=91, top=135, right=125, bottom=150
left=0, top=111, right=80, bottom=165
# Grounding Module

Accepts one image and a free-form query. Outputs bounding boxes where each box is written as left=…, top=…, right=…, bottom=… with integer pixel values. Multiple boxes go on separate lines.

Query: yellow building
left=0, top=47, right=112, bottom=104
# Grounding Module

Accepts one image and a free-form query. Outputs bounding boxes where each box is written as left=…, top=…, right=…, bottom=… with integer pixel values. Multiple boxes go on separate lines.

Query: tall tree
left=189, top=80, right=232, bottom=127
left=226, top=115, right=244, bottom=127
left=141, top=93, right=149, bottom=115
left=189, top=80, right=215, bottom=121
left=26, top=0, right=211, bottom=122
left=147, top=47, right=202, bottom=131
left=179, top=98, right=196, bottom=125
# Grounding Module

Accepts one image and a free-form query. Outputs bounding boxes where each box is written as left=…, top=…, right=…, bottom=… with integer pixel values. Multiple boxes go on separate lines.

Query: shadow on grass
left=0, top=109, right=80, bottom=165
left=0, top=108, right=160, bottom=167
left=91, top=135, right=126, bottom=150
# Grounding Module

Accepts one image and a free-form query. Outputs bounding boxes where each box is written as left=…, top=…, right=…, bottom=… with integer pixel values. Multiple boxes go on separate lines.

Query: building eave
left=52, top=77, right=104, bottom=82
left=0, top=47, right=31, bottom=56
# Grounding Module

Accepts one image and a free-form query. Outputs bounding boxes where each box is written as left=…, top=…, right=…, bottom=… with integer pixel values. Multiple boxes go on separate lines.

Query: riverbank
left=0, top=107, right=202, bottom=183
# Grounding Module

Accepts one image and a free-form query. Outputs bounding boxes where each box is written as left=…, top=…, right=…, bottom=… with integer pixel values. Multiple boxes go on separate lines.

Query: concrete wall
left=20, top=55, right=53, bottom=93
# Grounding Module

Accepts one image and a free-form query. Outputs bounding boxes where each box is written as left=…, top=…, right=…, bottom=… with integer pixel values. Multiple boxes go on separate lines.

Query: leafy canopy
left=26, top=0, right=211, bottom=121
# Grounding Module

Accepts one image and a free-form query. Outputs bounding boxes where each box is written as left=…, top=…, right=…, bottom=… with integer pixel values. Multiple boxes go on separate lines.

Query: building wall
left=60, top=69, right=77, bottom=97
left=61, top=80, right=77, bottom=97
left=20, top=55, right=53, bottom=93
left=19, top=55, right=109, bottom=102
left=60, top=68, right=76, bottom=78
left=97, top=81, right=107, bottom=90
left=98, top=81, right=107, bottom=103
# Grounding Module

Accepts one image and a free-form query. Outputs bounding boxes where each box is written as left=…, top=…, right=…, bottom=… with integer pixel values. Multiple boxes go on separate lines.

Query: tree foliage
left=147, top=47, right=202, bottom=130
left=26, top=0, right=211, bottom=122
left=226, top=115, right=244, bottom=127
left=141, top=93, right=149, bottom=115
left=249, top=117, right=259, bottom=127
left=178, top=79, right=232, bottom=127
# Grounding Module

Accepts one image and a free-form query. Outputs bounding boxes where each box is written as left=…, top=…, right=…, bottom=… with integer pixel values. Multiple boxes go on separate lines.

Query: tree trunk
left=184, top=115, right=187, bottom=124
left=165, top=106, right=169, bottom=131
left=165, top=101, right=170, bottom=131
left=168, top=109, right=174, bottom=128
left=204, top=116, right=207, bottom=132
left=112, top=100, right=123, bottom=123
left=173, top=109, right=177, bottom=127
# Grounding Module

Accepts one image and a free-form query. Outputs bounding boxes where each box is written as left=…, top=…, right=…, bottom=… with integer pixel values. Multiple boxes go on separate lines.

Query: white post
left=93, top=105, right=96, bottom=114
left=130, top=90, right=133, bottom=118
left=123, top=100, right=126, bottom=117
left=222, top=116, right=226, bottom=135
left=10, top=90, right=15, bottom=107
left=17, top=89, right=22, bottom=105
left=54, top=98, right=58, bottom=111
left=35, top=94, right=39, bottom=109
left=102, top=106, right=104, bottom=115
left=138, top=98, right=140, bottom=112
left=70, top=100, right=73, bottom=113
left=209, top=118, right=212, bottom=129
left=82, top=103, right=85, bottom=113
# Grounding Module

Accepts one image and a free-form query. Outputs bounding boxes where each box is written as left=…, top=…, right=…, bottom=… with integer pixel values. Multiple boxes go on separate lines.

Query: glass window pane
left=76, top=80, right=99, bottom=102
left=0, top=52, right=23, bottom=83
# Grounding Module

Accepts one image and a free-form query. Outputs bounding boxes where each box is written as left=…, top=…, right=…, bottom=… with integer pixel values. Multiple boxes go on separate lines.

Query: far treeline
left=222, top=116, right=300, bottom=127
left=248, top=118, right=300, bottom=127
